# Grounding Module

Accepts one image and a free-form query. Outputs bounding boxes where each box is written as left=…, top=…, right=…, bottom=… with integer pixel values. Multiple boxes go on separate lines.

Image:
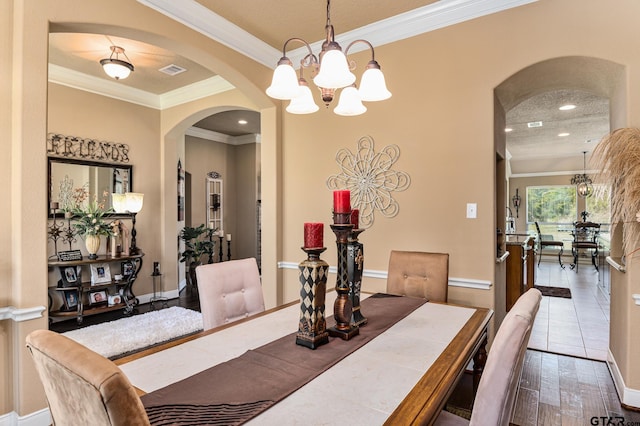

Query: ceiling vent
left=159, top=64, right=187, bottom=76
left=527, top=121, right=543, bottom=128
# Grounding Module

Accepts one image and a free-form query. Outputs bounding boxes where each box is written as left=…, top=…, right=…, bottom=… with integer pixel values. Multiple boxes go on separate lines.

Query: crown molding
left=186, top=127, right=260, bottom=145
left=138, top=0, right=537, bottom=70
left=49, top=64, right=234, bottom=110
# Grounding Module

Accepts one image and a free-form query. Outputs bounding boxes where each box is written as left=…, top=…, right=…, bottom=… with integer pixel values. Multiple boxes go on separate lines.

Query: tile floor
left=528, top=260, right=610, bottom=361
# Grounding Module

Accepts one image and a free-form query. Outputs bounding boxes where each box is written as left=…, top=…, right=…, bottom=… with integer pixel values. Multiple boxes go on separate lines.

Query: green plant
left=71, top=189, right=114, bottom=237
left=179, top=224, right=216, bottom=265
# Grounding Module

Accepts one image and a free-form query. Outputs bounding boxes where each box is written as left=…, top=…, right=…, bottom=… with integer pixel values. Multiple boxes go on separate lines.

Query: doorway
left=494, top=56, right=625, bottom=360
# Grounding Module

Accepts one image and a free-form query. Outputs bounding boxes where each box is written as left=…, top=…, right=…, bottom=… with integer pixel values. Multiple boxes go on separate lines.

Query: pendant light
left=100, top=46, right=134, bottom=80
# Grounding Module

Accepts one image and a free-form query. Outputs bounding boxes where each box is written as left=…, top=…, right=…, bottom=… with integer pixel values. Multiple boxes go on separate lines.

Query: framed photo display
left=63, top=289, right=79, bottom=311
left=59, top=265, right=82, bottom=287
left=89, top=290, right=108, bottom=305
left=90, top=263, right=111, bottom=285
left=121, top=261, right=134, bottom=278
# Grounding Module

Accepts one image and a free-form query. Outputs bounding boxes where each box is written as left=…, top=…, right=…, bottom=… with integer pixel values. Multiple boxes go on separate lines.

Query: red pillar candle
left=350, top=209, right=359, bottom=229
left=304, top=222, right=324, bottom=248
left=333, top=190, right=351, bottom=213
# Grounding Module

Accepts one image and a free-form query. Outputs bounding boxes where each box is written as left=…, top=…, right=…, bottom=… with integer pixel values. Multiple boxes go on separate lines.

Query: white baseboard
left=277, top=262, right=492, bottom=290
left=0, top=408, right=51, bottom=426
left=608, top=350, right=640, bottom=409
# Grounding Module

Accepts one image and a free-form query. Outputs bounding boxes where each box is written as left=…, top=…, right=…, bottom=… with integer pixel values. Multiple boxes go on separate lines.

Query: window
left=527, top=185, right=577, bottom=224
left=585, top=185, right=611, bottom=225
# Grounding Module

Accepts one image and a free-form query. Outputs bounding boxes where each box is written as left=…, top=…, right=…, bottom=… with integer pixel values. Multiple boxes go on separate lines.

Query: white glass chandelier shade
left=358, top=61, right=392, bottom=102
left=334, top=85, right=366, bottom=116
left=125, top=192, right=144, bottom=213
left=313, top=48, right=355, bottom=89
left=265, top=58, right=301, bottom=100
left=100, top=46, right=134, bottom=80
left=286, top=81, right=319, bottom=114
left=111, top=193, right=128, bottom=213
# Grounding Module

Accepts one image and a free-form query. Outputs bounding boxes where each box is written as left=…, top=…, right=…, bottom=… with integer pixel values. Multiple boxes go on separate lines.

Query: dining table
left=116, top=291, right=493, bottom=425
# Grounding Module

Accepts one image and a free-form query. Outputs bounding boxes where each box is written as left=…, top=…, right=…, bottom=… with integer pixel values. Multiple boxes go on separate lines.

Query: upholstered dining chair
left=26, top=329, right=151, bottom=426
left=196, top=257, right=265, bottom=330
left=534, top=221, right=565, bottom=268
left=386, top=250, right=449, bottom=302
left=434, top=288, right=542, bottom=426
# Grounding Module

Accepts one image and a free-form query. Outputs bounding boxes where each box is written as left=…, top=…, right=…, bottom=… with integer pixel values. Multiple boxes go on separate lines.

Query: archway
left=494, top=56, right=626, bottom=357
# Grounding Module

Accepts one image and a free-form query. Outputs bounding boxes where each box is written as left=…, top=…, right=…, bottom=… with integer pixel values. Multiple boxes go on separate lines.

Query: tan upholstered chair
left=196, top=257, right=265, bottom=330
left=386, top=250, right=449, bottom=302
left=435, top=288, right=542, bottom=426
left=26, top=329, right=151, bottom=426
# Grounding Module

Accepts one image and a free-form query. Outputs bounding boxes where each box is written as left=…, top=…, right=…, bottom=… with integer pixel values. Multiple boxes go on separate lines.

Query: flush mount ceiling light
left=266, top=0, right=391, bottom=116
left=559, top=104, right=576, bottom=111
left=571, top=151, right=593, bottom=198
left=100, top=46, right=134, bottom=80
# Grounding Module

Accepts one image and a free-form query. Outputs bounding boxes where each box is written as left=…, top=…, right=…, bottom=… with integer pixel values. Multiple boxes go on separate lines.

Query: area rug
left=62, top=307, right=203, bottom=359
left=534, top=285, right=572, bottom=299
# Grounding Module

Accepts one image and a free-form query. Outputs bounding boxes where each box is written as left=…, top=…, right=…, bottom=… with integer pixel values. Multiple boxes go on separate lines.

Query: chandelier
left=571, top=151, right=593, bottom=197
left=265, top=0, right=391, bottom=116
left=100, top=46, right=134, bottom=80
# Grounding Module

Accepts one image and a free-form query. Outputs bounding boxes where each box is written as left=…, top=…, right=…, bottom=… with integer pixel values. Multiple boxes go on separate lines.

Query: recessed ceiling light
left=558, top=132, right=570, bottom=137
left=505, top=127, right=513, bottom=133
left=559, top=104, right=576, bottom=111
left=238, top=120, right=248, bottom=125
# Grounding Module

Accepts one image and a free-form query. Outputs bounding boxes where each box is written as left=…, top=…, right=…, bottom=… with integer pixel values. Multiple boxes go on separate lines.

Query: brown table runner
left=141, top=293, right=427, bottom=425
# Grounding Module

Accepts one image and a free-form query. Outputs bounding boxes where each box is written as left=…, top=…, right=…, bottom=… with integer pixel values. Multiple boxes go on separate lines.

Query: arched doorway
left=494, top=56, right=626, bottom=360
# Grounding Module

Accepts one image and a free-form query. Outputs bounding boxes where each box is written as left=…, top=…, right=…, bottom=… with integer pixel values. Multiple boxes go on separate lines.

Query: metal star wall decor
left=327, top=135, right=410, bottom=229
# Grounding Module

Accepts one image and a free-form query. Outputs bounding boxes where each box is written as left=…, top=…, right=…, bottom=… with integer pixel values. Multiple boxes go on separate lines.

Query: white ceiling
left=47, top=0, right=611, bottom=175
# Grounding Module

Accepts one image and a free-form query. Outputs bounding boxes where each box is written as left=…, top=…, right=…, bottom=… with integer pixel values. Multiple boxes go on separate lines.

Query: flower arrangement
left=71, top=189, right=114, bottom=237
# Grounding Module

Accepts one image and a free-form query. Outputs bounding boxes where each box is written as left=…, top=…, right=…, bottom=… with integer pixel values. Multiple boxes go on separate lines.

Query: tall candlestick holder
left=48, top=206, right=63, bottom=260
left=218, top=235, right=224, bottom=262
left=348, top=228, right=367, bottom=327
left=329, top=216, right=359, bottom=340
left=227, top=240, right=231, bottom=261
left=296, top=247, right=330, bottom=349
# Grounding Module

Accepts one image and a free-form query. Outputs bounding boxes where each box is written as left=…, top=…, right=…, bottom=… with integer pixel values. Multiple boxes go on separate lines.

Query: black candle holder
left=328, top=223, right=359, bottom=340
left=296, top=247, right=330, bottom=349
left=218, top=235, right=224, bottom=262
left=348, top=228, right=367, bottom=327
left=227, top=240, right=231, bottom=261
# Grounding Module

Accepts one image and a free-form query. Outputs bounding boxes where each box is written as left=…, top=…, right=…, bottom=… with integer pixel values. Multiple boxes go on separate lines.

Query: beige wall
left=6, top=0, right=640, bottom=420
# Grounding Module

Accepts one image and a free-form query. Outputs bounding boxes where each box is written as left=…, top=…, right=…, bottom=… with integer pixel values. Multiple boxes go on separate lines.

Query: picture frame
left=58, top=265, right=82, bottom=288
left=108, top=294, right=122, bottom=307
left=90, top=263, right=111, bottom=285
left=121, top=261, right=134, bottom=278
left=63, top=289, right=79, bottom=311
left=89, top=290, right=107, bottom=305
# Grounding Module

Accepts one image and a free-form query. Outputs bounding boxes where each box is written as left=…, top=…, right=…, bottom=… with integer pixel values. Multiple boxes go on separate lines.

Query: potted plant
left=71, top=189, right=114, bottom=259
left=179, top=224, right=216, bottom=287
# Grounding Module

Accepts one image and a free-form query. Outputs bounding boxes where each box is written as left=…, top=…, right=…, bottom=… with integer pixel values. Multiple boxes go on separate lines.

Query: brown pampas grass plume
left=593, top=127, right=640, bottom=256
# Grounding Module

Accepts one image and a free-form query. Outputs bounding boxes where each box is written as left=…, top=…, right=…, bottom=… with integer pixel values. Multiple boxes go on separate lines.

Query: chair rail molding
left=278, top=262, right=492, bottom=290
left=633, top=294, right=640, bottom=306
left=0, top=305, right=46, bottom=322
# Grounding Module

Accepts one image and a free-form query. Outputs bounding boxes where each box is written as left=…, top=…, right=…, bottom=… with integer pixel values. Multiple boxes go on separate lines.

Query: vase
left=85, top=234, right=100, bottom=260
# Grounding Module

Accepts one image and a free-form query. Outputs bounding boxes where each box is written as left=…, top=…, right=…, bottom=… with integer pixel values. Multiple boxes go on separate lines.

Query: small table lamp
left=125, top=192, right=144, bottom=255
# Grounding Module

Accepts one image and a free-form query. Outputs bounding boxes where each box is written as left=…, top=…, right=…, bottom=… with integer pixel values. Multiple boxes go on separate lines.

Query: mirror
left=48, top=157, right=133, bottom=217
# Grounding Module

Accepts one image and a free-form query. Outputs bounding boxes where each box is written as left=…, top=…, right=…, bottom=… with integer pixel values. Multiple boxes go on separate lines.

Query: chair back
left=196, top=257, right=265, bottom=330
left=26, top=329, right=151, bottom=426
left=574, top=221, right=600, bottom=243
left=469, top=288, right=542, bottom=426
left=386, top=250, right=449, bottom=302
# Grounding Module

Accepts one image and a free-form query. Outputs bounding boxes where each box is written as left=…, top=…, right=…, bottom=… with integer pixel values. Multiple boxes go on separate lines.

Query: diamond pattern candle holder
left=297, top=247, right=330, bottom=349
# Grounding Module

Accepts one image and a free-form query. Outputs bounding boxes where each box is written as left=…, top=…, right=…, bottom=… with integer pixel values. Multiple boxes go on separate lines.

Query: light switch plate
left=466, top=203, right=477, bottom=219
